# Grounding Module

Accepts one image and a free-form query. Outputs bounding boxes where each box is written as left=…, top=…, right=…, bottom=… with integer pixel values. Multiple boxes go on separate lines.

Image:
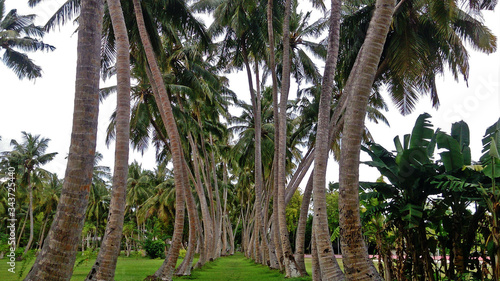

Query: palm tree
left=273, top=5, right=329, bottom=88
left=131, top=0, right=188, bottom=279
left=309, top=0, right=346, bottom=279
left=126, top=161, right=153, bottom=243
left=0, top=0, right=55, bottom=80
left=337, top=0, right=395, bottom=280
left=85, top=0, right=131, bottom=279
left=24, top=0, right=104, bottom=279
left=337, top=0, right=497, bottom=114
left=2, top=132, right=57, bottom=257
left=86, top=163, right=111, bottom=249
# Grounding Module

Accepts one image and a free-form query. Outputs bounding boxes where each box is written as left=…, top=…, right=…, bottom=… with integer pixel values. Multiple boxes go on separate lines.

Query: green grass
left=0, top=253, right=317, bottom=280
left=175, top=254, right=311, bottom=281
left=0, top=254, right=167, bottom=281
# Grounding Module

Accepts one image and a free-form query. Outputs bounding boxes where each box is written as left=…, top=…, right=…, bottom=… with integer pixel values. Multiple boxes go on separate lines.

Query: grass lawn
left=0, top=252, right=322, bottom=280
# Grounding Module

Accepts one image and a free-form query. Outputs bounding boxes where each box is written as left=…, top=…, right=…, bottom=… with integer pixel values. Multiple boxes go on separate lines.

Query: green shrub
left=178, top=249, right=187, bottom=259
left=142, top=239, right=165, bottom=259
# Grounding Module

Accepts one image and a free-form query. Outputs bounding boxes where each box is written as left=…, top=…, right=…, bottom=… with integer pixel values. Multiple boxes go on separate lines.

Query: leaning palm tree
left=0, top=0, right=54, bottom=80
left=2, top=132, right=57, bottom=257
left=131, top=0, right=190, bottom=279
left=23, top=0, right=104, bottom=279
left=85, top=0, right=131, bottom=279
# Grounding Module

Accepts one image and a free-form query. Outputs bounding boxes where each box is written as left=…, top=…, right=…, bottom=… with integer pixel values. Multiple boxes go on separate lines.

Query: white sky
left=1, top=0, right=499, bottom=188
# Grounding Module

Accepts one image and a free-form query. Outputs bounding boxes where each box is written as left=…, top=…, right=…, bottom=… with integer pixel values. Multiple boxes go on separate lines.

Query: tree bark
left=311, top=1, right=345, bottom=280
left=188, top=134, right=213, bottom=267
left=86, top=0, right=131, bottom=278
left=132, top=1, right=187, bottom=279
left=175, top=162, right=198, bottom=276
left=24, top=1, right=104, bottom=279
left=23, top=181, right=34, bottom=257
left=338, top=0, right=395, bottom=280
left=276, top=0, right=301, bottom=277
left=295, top=175, right=313, bottom=275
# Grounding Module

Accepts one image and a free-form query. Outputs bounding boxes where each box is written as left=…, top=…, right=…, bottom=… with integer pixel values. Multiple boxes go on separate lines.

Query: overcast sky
left=1, top=0, right=499, bottom=187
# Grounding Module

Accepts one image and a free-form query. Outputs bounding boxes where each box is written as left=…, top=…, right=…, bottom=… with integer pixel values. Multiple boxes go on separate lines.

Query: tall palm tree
left=132, top=0, right=188, bottom=279
left=126, top=161, right=153, bottom=242
left=336, top=0, right=497, bottom=114
left=309, top=0, right=346, bottom=279
left=85, top=0, right=131, bottom=279
left=274, top=0, right=303, bottom=277
left=24, top=0, right=104, bottom=279
left=337, top=0, right=395, bottom=280
left=86, top=160, right=111, bottom=248
left=0, top=0, right=55, bottom=80
left=3, top=132, right=57, bottom=257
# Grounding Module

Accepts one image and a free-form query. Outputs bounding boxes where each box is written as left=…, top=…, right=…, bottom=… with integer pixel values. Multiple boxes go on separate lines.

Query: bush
left=178, top=249, right=187, bottom=259
left=142, top=239, right=165, bottom=259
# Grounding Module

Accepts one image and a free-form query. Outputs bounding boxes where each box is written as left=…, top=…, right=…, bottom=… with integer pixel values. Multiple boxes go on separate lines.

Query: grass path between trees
left=0, top=252, right=313, bottom=280
left=175, top=253, right=311, bottom=281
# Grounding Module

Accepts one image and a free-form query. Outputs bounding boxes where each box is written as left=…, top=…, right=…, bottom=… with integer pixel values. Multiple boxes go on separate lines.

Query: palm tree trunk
left=338, top=0, right=395, bottom=280
left=85, top=0, right=130, bottom=278
left=132, top=1, right=187, bottom=279
left=23, top=182, right=34, bottom=257
left=24, top=1, right=104, bottom=279
left=188, top=134, right=214, bottom=267
left=175, top=165, right=198, bottom=276
left=37, top=217, right=49, bottom=251
left=295, top=175, right=313, bottom=275
left=311, top=229, right=322, bottom=281
left=275, top=0, right=301, bottom=277
left=241, top=47, right=265, bottom=265
left=266, top=0, right=284, bottom=271
left=221, top=168, right=228, bottom=256
left=311, top=1, right=344, bottom=280
left=17, top=211, right=28, bottom=247
left=209, top=134, right=223, bottom=259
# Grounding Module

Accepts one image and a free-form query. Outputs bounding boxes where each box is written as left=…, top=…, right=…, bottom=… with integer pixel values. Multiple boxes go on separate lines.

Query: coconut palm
left=24, top=0, right=104, bottom=279
left=85, top=0, right=131, bottom=279
left=337, top=0, right=497, bottom=114
left=334, top=0, right=395, bottom=280
left=131, top=0, right=189, bottom=278
left=0, top=0, right=55, bottom=80
left=273, top=5, right=329, bottom=88
left=2, top=132, right=57, bottom=257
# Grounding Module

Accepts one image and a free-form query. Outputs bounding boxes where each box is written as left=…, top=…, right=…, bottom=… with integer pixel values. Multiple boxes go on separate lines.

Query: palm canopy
left=337, top=0, right=497, bottom=115
left=0, top=0, right=55, bottom=80
left=2, top=131, right=57, bottom=185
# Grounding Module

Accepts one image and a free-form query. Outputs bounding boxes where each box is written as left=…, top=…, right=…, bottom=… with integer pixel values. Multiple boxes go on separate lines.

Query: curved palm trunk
left=311, top=1, right=344, bottom=280
left=188, top=134, right=214, bottom=267
left=132, top=1, right=186, bottom=280
left=24, top=1, right=104, bottom=279
left=311, top=228, right=322, bottom=281
left=338, top=0, right=395, bottom=280
left=85, top=0, right=130, bottom=279
left=23, top=181, right=34, bottom=257
left=275, top=0, right=301, bottom=277
left=294, top=175, right=313, bottom=275
left=175, top=162, right=198, bottom=276
left=241, top=48, right=265, bottom=265
left=209, top=134, right=223, bottom=259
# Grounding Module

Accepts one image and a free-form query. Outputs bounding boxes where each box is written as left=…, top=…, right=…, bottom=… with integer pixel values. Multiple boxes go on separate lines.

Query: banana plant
left=479, top=118, right=500, bottom=280
left=361, top=113, right=440, bottom=280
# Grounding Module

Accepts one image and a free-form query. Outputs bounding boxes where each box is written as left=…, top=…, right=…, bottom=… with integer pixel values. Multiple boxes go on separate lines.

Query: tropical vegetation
left=0, top=0, right=498, bottom=281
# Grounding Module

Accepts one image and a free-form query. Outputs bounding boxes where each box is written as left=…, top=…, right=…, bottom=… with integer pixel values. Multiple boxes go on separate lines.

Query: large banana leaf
left=409, top=113, right=434, bottom=149
left=400, top=203, right=423, bottom=229
left=451, top=121, right=471, bottom=165
left=437, top=132, right=464, bottom=172
left=481, top=118, right=500, bottom=178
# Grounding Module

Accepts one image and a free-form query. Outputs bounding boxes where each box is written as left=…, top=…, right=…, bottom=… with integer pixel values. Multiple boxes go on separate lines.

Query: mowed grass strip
left=0, top=252, right=314, bottom=280
left=175, top=253, right=311, bottom=281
